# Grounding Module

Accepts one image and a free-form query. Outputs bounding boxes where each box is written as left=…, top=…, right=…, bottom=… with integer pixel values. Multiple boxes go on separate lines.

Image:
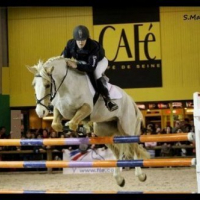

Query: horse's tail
left=131, top=101, right=150, bottom=159
left=132, top=100, right=144, bottom=136
left=134, top=143, right=151, bottom=159
left=124, top=142, right=150, bottom=160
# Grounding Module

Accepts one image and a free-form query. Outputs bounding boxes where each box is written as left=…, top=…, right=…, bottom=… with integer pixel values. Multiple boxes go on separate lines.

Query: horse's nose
left=43, top=110, right=45, bottom=115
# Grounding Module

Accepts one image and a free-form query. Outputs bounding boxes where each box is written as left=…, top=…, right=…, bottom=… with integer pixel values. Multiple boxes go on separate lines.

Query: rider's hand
left=67, top=60, right=77, bottom=69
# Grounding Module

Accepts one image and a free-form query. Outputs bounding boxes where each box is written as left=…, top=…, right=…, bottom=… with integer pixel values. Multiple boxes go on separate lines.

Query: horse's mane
left=43, top=56, right=64, bottom=67
left=35, top=56, right=78, bottom=82
left=35, top=56, right=65, bottom=82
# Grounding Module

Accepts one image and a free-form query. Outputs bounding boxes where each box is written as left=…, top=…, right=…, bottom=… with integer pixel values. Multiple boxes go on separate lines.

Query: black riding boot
left=97, top=77, right=118, bottom=112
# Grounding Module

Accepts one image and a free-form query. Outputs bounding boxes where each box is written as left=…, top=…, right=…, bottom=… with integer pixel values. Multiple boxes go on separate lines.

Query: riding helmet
left=73, top=25, right=89, bottom=41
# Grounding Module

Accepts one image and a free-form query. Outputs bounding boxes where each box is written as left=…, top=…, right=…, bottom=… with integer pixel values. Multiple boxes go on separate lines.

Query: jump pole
left=0, top=158, right=195, bottom=168
left=0, top=190, right=194, bottom=194
left=0, top=132, right=195, bottom=146
left=193, top=92, right=200, bottom=193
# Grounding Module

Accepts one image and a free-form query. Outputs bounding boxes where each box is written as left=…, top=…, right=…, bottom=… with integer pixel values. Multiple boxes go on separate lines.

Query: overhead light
left=186, top=109, right=193, bottom=113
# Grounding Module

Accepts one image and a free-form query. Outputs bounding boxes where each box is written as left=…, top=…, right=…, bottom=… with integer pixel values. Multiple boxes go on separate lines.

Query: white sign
left=63, top=148, right=118, bottom=174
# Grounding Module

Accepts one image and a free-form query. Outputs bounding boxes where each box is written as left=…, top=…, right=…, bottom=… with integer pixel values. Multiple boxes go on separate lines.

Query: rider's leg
left=97, top=77, right=118, bottom=112
left=94, top=57, right=118, bottom=112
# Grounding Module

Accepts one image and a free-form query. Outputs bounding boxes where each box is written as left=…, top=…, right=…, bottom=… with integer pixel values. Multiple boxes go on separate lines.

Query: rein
left=35, top=63, right=69, bottom=111
left=50, top=64, right=69, bottom=101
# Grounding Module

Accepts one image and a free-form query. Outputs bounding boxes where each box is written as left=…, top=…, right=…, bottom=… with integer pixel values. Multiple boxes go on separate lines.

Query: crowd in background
left=141, top=118, right=195, bottom=158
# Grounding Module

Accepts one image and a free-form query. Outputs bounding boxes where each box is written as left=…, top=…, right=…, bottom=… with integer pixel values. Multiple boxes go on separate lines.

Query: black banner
left=93, top=7, right=162, bottom=89
left=107, top=60, right=162, bottom=88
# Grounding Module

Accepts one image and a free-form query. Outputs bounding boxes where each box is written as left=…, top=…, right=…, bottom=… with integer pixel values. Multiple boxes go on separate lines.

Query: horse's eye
left=45, top=84, right=50, bottom=89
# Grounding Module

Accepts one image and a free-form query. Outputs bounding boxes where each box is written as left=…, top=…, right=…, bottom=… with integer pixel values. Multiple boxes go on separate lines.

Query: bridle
left=34, top=64, right=69, bottom=112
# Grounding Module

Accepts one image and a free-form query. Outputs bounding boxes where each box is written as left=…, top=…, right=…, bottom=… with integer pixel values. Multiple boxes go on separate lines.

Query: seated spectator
left=144, top=129, right=157, bottom=158
left=155, top=126, right=162, bottom=134
left=146, top=123, right=155, bottom=133
left=0, top=126, right=6, bottom=139
left=172, top=121, right=181, bottom=133
left=160, top=142, right=172, bottom=157
left=50, top=131, right=58, bottom=138
left=48, top=131, right=62, bottom=160
left=42, top=129, right=49, bottom=138
left=162, top=125, right=173, bottom=134
left=19, top=130, right=34, bottom=161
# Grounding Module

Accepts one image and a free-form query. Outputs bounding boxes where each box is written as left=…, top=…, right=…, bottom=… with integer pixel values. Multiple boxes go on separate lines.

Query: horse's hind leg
left=114, top=167, right=125, bottom=187
left=107, top=144, right=126, bottom=187
left=133, top=146, right=147, bottom=182
left=51, top=107, right=63, bottom=132
left=93, top=121, right=125, bottom=187
left=67, top=103, right=92, bottom=131
left=124, top=143, right=148, bottom=182
left=135, top=162, right=147, bottom=182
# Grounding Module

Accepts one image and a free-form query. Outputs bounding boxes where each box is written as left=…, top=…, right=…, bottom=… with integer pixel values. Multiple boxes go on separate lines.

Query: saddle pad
left=107, top=82, right=123, bottom=99
left=86, top=75, right=122, bottom=100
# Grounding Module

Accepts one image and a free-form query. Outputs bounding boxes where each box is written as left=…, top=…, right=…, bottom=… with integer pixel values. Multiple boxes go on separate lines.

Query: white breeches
left=94, top=57, right=108, bottom=80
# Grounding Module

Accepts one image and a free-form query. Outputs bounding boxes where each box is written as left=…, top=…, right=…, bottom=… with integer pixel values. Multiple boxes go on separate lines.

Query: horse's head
left=27, top=61, right=54, bottom=118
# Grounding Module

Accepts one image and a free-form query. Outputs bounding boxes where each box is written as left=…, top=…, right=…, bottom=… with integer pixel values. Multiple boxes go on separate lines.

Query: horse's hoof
left=119, top=179, right=125, bottom=187
left=138, top=173, right=147, bottom=182
left=52, top=123, right=63, bottom=132
left=68, top=122, right=78, bottom=131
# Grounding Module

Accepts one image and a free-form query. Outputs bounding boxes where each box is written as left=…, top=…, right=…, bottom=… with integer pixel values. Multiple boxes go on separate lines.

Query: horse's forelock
left=35, top=60, right=51, bottom=82
left=34, top=60, right=44, bottom=72
left=40, top=67, right=51, bottom=82
left=36, top=56, right=72, bottom=82
left=38, top=60, right=44, bottom=66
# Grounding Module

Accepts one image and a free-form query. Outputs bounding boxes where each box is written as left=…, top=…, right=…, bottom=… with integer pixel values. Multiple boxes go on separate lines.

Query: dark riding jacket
left=61, top=38, right=105, bottom=73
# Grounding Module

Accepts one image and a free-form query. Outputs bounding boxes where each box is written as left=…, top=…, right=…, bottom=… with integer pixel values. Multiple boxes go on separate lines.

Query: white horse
left=27, top=56, right=150, bottom=187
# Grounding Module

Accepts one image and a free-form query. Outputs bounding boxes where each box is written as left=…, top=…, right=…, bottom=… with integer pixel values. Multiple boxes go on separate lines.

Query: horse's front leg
left=67, top=103, right=92, bottom=131
left=51, top=107, right=63, bottom=132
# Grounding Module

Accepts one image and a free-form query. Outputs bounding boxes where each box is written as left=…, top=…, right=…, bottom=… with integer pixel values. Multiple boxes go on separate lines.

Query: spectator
left=172, top=121, right=181, bottom=133
left=144, top=129, right=157, bottom=158
left=42, top=129, right=49, bottom=138
left=0, top=126, right=6, bottom=139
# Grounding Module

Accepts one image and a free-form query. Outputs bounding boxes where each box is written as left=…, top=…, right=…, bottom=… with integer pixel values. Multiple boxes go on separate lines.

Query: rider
left=61, top=25, right=118, bottom=112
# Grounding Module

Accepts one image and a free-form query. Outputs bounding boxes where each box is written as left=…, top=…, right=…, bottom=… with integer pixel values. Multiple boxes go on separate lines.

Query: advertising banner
left=93, top=7, right=162, bottom=88
left=63, top=148, right=119, bottom=174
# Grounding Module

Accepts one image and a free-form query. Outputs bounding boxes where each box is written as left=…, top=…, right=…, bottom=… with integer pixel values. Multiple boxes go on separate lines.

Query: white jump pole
left=193, top=92, right=200, bottom=193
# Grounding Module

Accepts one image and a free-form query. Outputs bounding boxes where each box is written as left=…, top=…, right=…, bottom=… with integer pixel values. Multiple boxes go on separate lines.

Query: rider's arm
left=61, top=40, right=72, bottom=58
left=76, top=55, right=98, bottom=73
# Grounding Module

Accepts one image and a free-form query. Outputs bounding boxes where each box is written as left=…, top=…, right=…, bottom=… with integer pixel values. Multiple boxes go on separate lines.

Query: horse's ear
left=26, top=66, right=38, bottom=75
left=46, top=66, right=54, bottom=75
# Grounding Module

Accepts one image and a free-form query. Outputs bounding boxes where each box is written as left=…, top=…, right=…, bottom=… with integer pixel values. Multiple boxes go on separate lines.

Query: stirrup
left=106, top=100, right=118, bottom=112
